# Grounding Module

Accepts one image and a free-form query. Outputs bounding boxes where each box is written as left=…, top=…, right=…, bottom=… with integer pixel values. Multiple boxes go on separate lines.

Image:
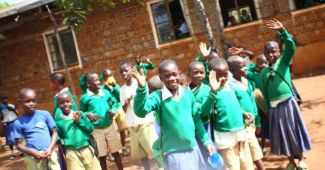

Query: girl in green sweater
left=56, top=92, right=101, bottom=170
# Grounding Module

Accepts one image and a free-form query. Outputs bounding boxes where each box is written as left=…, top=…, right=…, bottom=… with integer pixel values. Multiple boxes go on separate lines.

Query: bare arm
left=15, top=138, right=43, bottom=159
left=43, top=128, right=58, bottom=158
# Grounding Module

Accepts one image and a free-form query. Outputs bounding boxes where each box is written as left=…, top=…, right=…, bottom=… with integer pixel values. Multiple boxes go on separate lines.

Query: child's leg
left=24, top=153, right=47, bottom=170
left=111, top=152, right=123, bottom=170
left=140, top=157, right=151, bottom=170
left=239, top=141, right=254, bottom=170
left=247, top=127, right=265, bottom=170
left=218, top=144, right=240, bottom=170
left=116, top=107, right=129, bottom=155
left=47, top=150, right=61, bottom=170
left=92, top=128, right=109, bottom=170
left=81, top=146, right=101, bottom=170
left=66, top=149, right=85, bottom=170
left=105, top=125, right=123, bottom=170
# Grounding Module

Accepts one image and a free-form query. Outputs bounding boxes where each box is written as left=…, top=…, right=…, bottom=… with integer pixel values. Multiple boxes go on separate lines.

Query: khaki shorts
left=217, top=141, right=254, bottom=170
left=92, top=125, right=122, bottom=157
left=24, top=150, right=60, bottom=170
left=246, top=126, right=263, bottom=161
left=254, top=89, right=266, bottom=113
left=66, top=146, right=101, bottom=170
left=113, top=107, right=128, bottom=131
left=129, top=123, right=157, bottom=159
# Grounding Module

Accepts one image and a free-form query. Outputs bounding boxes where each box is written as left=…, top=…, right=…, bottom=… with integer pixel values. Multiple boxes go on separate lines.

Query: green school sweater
left=53, top=88, right=78, bottom=120
left=246, top=64, right=263, bottom=90
left=80, top=88, right=119, bottom=128
left=104, top=84, right=121, bottom=103
left=56, top=111, right=93, bottom=150
left=194, top=56, right=210, bottom=84
left=135, top=62, right=155, bottom=76
left=205, top=85, right=245, bottom=132
left=134, top=85, right=212, bottom=153
left=260, top=30, right=296, bottom=103
left=231, top=80, right=261, bottom=128
left=192, top=83, right=211, bottom=124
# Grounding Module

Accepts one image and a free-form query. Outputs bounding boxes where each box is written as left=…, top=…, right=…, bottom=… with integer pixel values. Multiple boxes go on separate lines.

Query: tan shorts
left=217, top=141, right=254, bottom=170
left=246, top=126, right=263, bottom=161
left=92, top=125, right=122, bottom=157
left=113, top=107, right=128, bottom=131
left=24, top=150, right=60, bottom=170
left=129, top=123, right=157, bottom=159
left=66, top=146, right=101, bottom=170
left=254, top=89, right=266, bottom=113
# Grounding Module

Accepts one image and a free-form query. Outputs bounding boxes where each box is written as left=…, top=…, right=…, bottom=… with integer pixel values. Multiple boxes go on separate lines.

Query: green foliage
left=55, top=0, right=144, bottom=29
left=0, top=2, right=10, bottom=9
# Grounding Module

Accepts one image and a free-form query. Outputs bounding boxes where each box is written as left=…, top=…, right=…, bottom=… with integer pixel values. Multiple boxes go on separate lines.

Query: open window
left=148, top=0, right=190, bottom=47
left=219, top=0, right=258, bottom=27
left=294, top=0, right=324, bottom=10
left=43, top=27, right=82, bottom=72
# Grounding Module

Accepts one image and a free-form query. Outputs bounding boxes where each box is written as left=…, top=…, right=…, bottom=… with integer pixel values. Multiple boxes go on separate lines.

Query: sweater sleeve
left=280, top=30, right=296, bottom=66
left=107, top=91, right=120, bottom=113
left=193, top=100, right=213, bottom=146
left=144, top=62, right=155, bottom=70
left=133, top=85, right=159, bottom=118
left=200, top=92, right=216, bottom=118
left=76, top=111, right=94, bottom=133
left=79, top=95, right=88, bottom=112
left=255, top=114, right=261, bottom=128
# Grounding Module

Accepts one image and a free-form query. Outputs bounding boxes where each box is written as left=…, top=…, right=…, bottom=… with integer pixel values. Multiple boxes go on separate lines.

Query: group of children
left=2, top=19, right=311, bottom=170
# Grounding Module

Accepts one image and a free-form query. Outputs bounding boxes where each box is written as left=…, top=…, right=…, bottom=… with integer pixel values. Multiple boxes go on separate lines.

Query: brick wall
left=0, top=1, right=324, bottom=136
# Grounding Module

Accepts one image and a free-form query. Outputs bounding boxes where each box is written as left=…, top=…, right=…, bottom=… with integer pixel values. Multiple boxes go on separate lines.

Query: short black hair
left=19, top=88, right=35, bottom=100
left=103, top=69, right=112, bottom=75
left=158, top=59, right=179, bottom=74
left=227, top=55, right=243, bottom=70
left=85, top=72, right=98, bottom=82
left=148, top=75, right=164, bottom=92
left=188, top=61, right=204, bottom=74
left=49, top=72, right=65, bottom=85
left=119, top=61, right=132, bottom=69
left=264, top=41, right=278, bottom=51
left=57, top=92, right=71, bottom=100
left=208, top=57, right=228, bottom=71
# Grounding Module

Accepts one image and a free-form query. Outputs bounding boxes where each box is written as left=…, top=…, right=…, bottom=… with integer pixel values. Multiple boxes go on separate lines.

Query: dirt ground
left=0, top=74, right=324, bottom=170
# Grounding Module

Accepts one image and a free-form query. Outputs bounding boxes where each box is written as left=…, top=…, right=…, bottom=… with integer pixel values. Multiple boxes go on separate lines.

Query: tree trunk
left=214, top=0, right=228, bottom=58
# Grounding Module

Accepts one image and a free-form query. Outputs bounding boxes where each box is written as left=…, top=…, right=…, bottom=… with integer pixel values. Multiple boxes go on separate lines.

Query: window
left=43, top=28, right=82, bottom=72
left=148, top=0, right=190, bottom=46
left=294, top=0, right=324, bottom=10
left=219, top=0, right=258, bottom=27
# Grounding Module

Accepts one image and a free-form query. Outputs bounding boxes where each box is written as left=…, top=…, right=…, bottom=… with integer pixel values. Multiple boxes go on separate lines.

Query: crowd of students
left=0, top=19, right=312, bottom=170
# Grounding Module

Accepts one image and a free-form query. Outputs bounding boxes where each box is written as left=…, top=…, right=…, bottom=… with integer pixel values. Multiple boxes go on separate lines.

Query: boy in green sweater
left=132, top=59, right=215, bottom=170
left=206, top=57, right=254, bottom=170
left=228, top=55, right=265, bottom=170
left=80, top=72, right=123, bottom=170
left=49, top=72, right=78, bottom=120
left=135, top=55, right=155, bottom=77
left=56, top=92, right=101, bottom=170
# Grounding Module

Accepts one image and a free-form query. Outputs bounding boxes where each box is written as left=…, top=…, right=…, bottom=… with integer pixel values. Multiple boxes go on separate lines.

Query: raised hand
left=145, top=57, right=151, bottom=63
left=209, top=70, right=222, bottom=93
left=132, top=68, right=146, bottom=88
left=266, top=19, right=285, bottom=32
left=228, top=46, right=243, bottom=56
left=199, top=42, right=211, bottom=59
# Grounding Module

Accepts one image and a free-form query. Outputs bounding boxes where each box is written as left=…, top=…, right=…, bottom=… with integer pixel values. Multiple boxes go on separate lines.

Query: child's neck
left=62, top=111, right=70, bottom=116
left=189, top=82, right=201, bottom=90
left=169, top=86, right=179, bottom=97
left=56, top=86, right=65, bottom=93
left=234, top=75, right=242, bottom=82
left=126, top=79, right=132, bottom=86
left=89, top=89, right=99, bottom=94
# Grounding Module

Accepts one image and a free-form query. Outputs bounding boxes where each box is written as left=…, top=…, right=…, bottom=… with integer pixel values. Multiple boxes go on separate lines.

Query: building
left=0, top=0, right=324, bottom=132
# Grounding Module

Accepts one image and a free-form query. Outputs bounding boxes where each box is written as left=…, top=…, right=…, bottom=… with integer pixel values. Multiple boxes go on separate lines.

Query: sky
left=0, top=0, right=25, bottom=5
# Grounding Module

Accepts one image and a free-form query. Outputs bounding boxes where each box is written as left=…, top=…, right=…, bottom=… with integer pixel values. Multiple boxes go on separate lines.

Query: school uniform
left=120, top=78, right=156, bottom=159
left=260, top=29, right=311, bottom=157
left=134, top=84, right=212, bottom=170
left=228, top=75, right=263, bottom=162
left=13, top=110, right=60, bottom=170
left=53, top=87, right=78, bottom=120
left=56, top=110, right=101, bottom=170
left=0, top=103, right=17, bottom=147
left=206, top=84, right=254, bottom=170
left=135, top=62, right=155, bottom=76
left=80, top=88, right=122, bottom=157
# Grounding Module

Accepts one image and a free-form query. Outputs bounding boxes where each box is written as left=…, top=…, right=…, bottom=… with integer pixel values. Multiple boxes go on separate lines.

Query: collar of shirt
left=161, top=85, right=183, bottom=101
left=55, top=87, right=68, bottom=97
left=87, top=89, right=105, bottom=97
left=59, top=110, right=76, bottom=120
left=228, top=73, right=247, bottom=91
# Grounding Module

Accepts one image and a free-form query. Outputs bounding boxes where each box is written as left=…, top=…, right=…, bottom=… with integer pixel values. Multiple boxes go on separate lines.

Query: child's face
left=135, top=56, right=141, bottom=65
left=87, top=74, right=101, bottom=92
left=256, top=57, right=268, bottom=72
left=103, top=72, right=112, bottom=81
left=20, top=91, right=37, bottom=114
left=214, top=65, right=229, bottom=86
left=120, top=65, right=132, bottom=83
left=189, top=64, right=205, bottom=86
left=58, top=94, right=72, bottom=114
left=231, top=61, right=247, bottom=78
left=50, top=81, right=59, bottom=91
left=264, top=45, right=280, bottom=65
left=159, top=64, right=180, bottom=91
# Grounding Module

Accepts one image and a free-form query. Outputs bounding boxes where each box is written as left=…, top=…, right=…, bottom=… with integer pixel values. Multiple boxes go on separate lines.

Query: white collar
left=228, top=74, right=247, bottom=91
left=55, top=87, right=68, bottom=97
left=161, top=85, right=183, bottom=101
left=87, top=88, right=105, bottom=96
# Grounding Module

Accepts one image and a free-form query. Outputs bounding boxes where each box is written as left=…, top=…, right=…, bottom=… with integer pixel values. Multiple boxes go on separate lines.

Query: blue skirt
left=269, top=97, right=312, bottom=157
left=4, top=121, right=15, bottom=145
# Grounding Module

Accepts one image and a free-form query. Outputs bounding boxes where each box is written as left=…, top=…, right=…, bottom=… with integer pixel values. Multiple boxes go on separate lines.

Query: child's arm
left=228, top=46, right=255, bottom=60
left=15, top=138, right=43, bottom=159
left=143, top=58, right=155, bottom=70
left=75, top=112, right=94, bottom=133
left=80, top=95, right=100, bottom=122
left=266, top=19, right=296, bottom=65
left=132, top=69, right=159, bottom=118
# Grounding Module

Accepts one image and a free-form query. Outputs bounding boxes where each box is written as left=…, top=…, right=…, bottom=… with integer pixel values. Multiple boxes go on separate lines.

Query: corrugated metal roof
left=0, top=0, right=54, bottom=19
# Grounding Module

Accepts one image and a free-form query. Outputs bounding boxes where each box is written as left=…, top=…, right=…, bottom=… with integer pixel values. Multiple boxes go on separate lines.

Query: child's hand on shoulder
left=132, top=68, right=146, bottom=88
left=266, top=18, right=285, bottom=32
left=199, top=42, right=211, bottom=59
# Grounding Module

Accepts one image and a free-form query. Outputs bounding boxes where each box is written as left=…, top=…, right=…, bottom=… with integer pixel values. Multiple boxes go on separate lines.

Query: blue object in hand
left=208, top=152, right=224, bottom=169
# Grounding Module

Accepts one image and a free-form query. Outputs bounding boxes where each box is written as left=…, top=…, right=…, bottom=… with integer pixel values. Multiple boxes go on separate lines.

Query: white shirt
left=214, top=130, right=247, bottom=149
left=120, top=78, right=154, bottom=127
left=1, top=103, right=17, bottom=123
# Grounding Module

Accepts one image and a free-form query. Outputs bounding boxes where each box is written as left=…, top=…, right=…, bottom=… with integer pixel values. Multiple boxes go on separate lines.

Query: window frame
left=42, top=26, right=82, bottom=72
left=147, top=0, right=192, bottom=48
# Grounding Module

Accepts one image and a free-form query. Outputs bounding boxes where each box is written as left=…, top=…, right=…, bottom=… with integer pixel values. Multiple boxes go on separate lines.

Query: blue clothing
left=4, top=121, right=15, bottom=145
left=13, top=110, right=56, bottom=151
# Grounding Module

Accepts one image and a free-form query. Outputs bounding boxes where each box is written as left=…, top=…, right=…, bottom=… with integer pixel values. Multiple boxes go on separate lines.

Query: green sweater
left=80, top=88, right=119, bottom=128
left=260, top=30, right=296, bottom=104
left=246, top=64, right=263, bottom=90
left=192, top=83, right=211, bottom=124
left=134, top=85, right=212, bottom=153
left=53, top=88, right=78, bottom=120
left=56, top=111, right=93, bottom=150
left=104, top=84, right=121, bottom=103
left=204, top=85, right=245, bottom=132
left=135, top=62, right=155, bottom=76
left=194, top=56, right=210, bottom=84
left=231, top=80, right=261, bottom=128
